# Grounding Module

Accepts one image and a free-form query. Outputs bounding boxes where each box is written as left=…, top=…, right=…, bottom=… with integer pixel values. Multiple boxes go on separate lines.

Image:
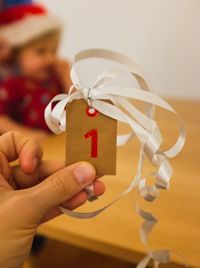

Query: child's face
left=17, top=33, right=60, bottom=81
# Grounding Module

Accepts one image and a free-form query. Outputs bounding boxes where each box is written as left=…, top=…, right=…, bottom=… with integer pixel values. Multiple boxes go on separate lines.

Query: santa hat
left=0, top=0, right=62, bottom=47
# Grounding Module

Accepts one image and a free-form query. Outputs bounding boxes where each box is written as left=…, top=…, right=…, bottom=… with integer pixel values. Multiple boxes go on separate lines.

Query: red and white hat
left=0, top=1, right=62, bottom=47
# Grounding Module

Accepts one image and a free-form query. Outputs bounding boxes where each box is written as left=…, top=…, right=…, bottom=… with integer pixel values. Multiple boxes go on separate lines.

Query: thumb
left=27, top=161, right=96, bottom=215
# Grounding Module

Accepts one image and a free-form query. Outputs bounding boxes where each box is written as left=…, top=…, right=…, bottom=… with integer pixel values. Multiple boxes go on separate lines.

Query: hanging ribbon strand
left=44, top=49, right=186, bottom=268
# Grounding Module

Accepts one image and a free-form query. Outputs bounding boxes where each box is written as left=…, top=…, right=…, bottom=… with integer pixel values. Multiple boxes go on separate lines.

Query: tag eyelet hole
left=86, top=107, right=98, bottom=117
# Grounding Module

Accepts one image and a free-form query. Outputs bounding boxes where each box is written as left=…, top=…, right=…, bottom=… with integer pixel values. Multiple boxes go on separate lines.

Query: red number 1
left=85, top=129, right=98, bottom=158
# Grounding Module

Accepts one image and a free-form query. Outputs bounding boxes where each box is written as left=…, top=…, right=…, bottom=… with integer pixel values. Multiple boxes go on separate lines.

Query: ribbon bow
left=45, top=49, right=186, bottom=268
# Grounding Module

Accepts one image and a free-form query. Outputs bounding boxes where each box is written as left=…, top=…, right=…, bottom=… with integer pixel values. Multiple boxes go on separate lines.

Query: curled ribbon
left=44, top=49, right=186, bottom=267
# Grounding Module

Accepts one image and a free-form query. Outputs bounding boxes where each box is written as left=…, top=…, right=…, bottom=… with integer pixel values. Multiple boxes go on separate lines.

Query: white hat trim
left=0, top=14, right=62, bottom=47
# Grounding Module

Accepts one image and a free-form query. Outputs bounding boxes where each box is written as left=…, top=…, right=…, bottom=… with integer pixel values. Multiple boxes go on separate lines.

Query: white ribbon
left=44, top=49, right=186, bottom=267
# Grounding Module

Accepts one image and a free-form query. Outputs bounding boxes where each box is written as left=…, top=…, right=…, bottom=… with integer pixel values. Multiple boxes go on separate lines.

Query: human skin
left=0, top=37, right=11, bottom=63
left=0, top=32, right=72, bottom=141
left=0, top=131, right=105, bottom=268
left=17, top=32, right=71, bottom=88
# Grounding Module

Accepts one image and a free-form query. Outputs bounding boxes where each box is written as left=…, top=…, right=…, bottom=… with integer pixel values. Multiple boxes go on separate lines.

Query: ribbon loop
left=44, top=49, right=186, bottom=268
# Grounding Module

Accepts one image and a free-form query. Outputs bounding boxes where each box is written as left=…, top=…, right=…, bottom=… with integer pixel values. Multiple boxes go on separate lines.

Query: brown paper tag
left=65, top=99, right=117, bottom=176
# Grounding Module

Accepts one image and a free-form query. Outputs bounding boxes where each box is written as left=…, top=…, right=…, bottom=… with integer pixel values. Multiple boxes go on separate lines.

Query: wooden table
left=38, top=100, right=200, bottom=267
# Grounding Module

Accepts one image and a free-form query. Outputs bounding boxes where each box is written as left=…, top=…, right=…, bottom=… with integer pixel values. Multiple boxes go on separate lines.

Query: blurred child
left=0, top=0, right=71, bottom=141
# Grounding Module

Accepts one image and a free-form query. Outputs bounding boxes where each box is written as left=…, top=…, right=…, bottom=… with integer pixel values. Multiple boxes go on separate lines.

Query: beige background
left=37, top=0, right=200, bottom=99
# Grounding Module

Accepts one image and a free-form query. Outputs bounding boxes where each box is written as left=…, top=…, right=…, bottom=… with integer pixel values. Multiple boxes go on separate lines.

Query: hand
left=54, top=58, right=72, bottom=92
left=0, top=37, right=11, bottom=62
left=0, top=131, right=105, bottom=268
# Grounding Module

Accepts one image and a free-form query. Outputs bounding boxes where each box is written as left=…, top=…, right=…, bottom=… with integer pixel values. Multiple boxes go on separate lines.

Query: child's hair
left=7, top=29, right=61, bottom=77
left=11, top=29, right=61, bottom=64
left=17, top=29, right=61, bottom=49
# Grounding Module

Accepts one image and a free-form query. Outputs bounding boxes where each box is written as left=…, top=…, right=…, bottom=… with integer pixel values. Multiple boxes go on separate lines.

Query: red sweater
left=0, top=75, right=63, bottom=131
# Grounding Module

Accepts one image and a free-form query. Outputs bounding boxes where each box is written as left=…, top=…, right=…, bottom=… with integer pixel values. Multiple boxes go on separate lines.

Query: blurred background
left=37, top=0, right=200, bottom=99
left=0, top=1, right=199, bottom=267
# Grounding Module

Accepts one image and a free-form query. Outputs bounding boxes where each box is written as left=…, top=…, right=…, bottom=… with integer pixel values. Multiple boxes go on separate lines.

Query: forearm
left=0, top=115, right=50, bottom=142
left=0, top=115, right=30, bottom=133
left=54, top=58, right=72, bottom=93
left=61, top=75, right=72, bottom=93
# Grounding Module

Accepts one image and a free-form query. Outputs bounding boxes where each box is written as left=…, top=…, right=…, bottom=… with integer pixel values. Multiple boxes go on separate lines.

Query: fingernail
left=32, top=158, right=38, bottom=171
left=73, top=163, right=95, bottom=185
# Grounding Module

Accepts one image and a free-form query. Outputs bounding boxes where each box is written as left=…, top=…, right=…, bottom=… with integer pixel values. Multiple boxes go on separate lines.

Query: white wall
left=37, top=0, right=200, bottom=99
